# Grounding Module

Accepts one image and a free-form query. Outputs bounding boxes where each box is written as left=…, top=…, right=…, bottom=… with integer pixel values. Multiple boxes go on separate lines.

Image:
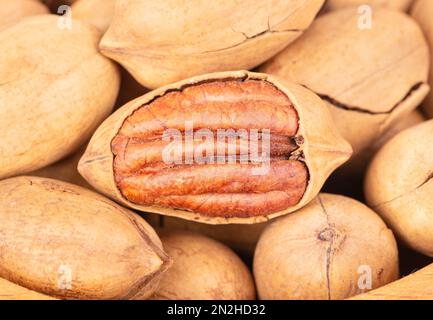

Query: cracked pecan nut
left=0, top=15, right=120, bottom=179
left=260, top=8, right=430, bottom=155
left=253, top=194, right=399, bottom=300
left=0, top=0, right=49, bottom=31
left=326, top=0, right=414, bottom=11
left=411, top=0, right=433, bottom=118
left=365, top=120, right=433, bottom=257
left=0, top=176, right=171, bottom=300
left=78, top=71, right=352, bottom=224
left=153, top=231, right=256, bottom=300
left=99, top=0, right=325, bottom=89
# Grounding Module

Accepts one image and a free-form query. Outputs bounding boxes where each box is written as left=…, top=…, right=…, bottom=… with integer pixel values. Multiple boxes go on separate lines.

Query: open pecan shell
left=79, top=71, right=352, bottom=224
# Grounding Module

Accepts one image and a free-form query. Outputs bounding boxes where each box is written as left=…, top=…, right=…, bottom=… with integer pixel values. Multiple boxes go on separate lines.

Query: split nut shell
left=78, top=71, right=352, bottom=224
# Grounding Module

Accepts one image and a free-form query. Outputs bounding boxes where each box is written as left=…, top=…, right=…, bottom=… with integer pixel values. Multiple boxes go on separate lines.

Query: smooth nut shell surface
left=72, top=0, right=114, bottom=32
left=0, top=0, right=49, bottom=31
left=365, top=119, right=433, bottom=257
left=260, top=8, right=430, bottom=154
left=147, top=214, right=267, bottom=258
left=78, top=70, right=352, bottom=224
left=336, top=110, right=425, bottom=177
left=0, top=15, right=120, bottom=179
left=29, top=144, right=91, bottom=189
left=352, top=263, right=433, bottom=300
left=100, top=0, right=325, bottom=89
left=326, top=0, right=414, bottom=11
left=253, top=194, right=399, bottom=300
left=0, top=277, right=56, bottom=300
left=153, top=231, right=255, bottom=300
left=411, top=0, right=433, bottom=118
left=0, top=176, right=170, bottom=300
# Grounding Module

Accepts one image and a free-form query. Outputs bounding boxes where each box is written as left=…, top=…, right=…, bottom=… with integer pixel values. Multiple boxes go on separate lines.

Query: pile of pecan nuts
left=0, top=0, right=432, bottom=300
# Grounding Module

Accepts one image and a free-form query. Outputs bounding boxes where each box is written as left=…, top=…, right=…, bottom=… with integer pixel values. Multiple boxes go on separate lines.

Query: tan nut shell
left=0, top=277, right=56, bottom=300
left=253, top=194, right=399, bottom=300
left=147, top=214, right=267, bottom=258
left=100, top=0, right=325, bottom=89
left=0, top=15, right=120, bottom=179
left=30, top=144, right=91, bottom=189
left=0, top=0, right=49, bottom=31
left=153, top=231, right=255, bottom=300
left=351, top=263, right=433, bottom=300
left=365, top=120, right=433, bottom=257
left=337, top=110, right=425, bottom=177
left=412, top=0, right=433, bottom=118
left=72, top=0, right=114, bottom=32
left=0, top=176, right=171, bottom=300
left=78, top=70, right=352, bottom=225
left=326, top=0, right=414, bottom=11
left=260, top=8, right=430, bottom=155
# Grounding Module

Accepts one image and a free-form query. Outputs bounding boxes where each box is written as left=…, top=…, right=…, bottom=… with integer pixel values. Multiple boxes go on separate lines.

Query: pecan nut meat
left=79, top=71, right=352, bottom=224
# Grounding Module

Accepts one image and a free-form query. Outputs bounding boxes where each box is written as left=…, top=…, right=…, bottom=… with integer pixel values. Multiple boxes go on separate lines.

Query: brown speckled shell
left=78, top=70, right=352, bottom=225
left=0, top=176, right=171, bottom=300
left=253, top=194, right=399, bottom=300
left=100, top=0, right=325, bottom=89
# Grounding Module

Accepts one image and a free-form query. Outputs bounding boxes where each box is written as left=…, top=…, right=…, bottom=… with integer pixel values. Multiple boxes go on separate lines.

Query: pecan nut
left=0, top=15, right=120, bottom=179
left=79, top=71, right=352, bottom=224
left=365, top=119, right=433, bottom=257
left=260, top=8, right=430, bottom=155
left=0, top=176, right=171, bottom=300
left=100, top=0, right=325, bottom=89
